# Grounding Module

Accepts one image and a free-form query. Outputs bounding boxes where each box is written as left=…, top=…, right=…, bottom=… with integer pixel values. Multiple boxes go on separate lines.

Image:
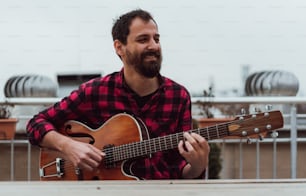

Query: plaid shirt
left=27, top=69, right=192, bottom=179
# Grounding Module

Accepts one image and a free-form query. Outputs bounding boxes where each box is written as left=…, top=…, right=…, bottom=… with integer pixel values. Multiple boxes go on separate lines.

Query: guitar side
left=39, top=113, right=148, bottom=180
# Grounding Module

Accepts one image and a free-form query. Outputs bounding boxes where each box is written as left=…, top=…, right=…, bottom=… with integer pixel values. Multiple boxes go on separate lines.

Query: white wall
left=1, top=0, right=306, bottom=98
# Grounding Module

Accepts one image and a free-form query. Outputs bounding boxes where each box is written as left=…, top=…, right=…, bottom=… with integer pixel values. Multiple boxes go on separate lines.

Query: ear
left=114, top=40, right=124, bottom=57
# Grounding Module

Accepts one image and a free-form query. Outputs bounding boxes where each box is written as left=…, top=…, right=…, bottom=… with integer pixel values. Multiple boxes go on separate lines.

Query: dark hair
left=111, top=9, right=157, bottom=45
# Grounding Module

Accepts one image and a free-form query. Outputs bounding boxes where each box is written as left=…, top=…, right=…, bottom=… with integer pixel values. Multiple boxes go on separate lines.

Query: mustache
left=141, top=51, right=161, bottom=58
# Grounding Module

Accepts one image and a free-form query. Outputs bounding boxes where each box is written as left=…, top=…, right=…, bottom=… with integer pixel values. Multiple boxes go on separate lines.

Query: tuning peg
left=265, top=104, right=273, bottom=111
left=241, top=108, right=246, bottom=115
left=246, top=137, right=252, bottom=144
left=271, top=131, right=279, bottom=138
left=254, top=107, right=260, bottom=113
left=258, top=134, right=264, bottom=141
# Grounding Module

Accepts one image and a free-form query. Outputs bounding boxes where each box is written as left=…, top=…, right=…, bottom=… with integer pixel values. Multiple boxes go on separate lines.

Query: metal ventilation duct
left=4, top=75, right=58, bottom=97
left=244, top=70, right=299, bottom=96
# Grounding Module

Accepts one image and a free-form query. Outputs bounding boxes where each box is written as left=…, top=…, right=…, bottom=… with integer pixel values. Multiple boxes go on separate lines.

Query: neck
left=124, top=68, right=159, bottom=97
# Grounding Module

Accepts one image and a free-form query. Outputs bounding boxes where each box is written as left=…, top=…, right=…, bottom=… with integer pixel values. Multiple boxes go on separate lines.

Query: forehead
left=128, top=17, right=159, bottom=38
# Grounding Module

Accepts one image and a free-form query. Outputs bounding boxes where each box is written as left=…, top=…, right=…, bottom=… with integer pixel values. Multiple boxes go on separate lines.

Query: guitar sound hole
left=65, top=124, right=72, bottom=130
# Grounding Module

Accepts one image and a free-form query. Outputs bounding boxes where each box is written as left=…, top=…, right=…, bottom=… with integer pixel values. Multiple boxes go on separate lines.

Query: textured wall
left=1, top=0, right=306, bottom=98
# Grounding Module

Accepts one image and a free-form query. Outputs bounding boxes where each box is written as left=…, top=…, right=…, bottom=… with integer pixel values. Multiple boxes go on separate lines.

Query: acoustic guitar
left=39, top=110, right=284, bottom=180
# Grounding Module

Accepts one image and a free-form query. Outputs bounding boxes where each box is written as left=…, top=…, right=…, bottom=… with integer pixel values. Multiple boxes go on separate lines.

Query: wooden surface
left=1, top=179, right=306, bottom=196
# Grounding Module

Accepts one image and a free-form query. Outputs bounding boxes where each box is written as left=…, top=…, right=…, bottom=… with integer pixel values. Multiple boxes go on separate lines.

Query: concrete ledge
left=1, top=179, right=306, bottom=196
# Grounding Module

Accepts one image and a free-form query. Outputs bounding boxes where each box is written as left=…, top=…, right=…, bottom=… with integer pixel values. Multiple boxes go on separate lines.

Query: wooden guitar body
left=39, top=113, right=148, bottom=180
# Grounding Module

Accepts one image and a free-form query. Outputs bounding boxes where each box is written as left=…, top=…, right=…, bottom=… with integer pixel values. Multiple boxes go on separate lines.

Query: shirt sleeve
left=172, top=90, right=193, bottom=178
left=26, top=87, right=86, bottom=146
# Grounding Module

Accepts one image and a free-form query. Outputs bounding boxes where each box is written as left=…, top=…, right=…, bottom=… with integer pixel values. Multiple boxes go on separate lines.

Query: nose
left=147, top=38, right=160, bottom=50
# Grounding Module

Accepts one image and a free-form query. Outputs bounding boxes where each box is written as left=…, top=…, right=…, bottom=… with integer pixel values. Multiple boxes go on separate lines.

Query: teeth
left=145, top=56, right=156, bottom=59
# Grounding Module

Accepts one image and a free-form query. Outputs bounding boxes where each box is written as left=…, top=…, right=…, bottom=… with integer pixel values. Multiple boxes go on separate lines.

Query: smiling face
left=115, top=17, right=162, bottom=78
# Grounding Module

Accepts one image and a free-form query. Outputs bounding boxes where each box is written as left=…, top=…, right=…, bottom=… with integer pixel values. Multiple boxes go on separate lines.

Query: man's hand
left=62, top=139, right=105, bottom=171
left=41, top=130, right=105, bottom=172
left=178, top=132, right=210, bottom=179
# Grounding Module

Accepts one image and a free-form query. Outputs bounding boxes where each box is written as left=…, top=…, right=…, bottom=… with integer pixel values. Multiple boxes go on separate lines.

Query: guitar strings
left=103, top=114, right=268, bottom=163
left=104, top=124, right=226, bottom=163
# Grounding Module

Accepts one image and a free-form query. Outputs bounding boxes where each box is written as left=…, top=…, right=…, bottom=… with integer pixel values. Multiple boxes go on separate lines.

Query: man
left=27, top=9, right=210, bottom=180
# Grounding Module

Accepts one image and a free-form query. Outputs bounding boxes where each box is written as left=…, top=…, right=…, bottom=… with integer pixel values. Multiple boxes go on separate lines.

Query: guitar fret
left=132, top=143, right=136, bottom=157
left=147, top=140, right=151, bottom=155
left=152, top=138, right=155, bottom=152
left=136, top=142, right=142, bottom=158
left=143, top=140, right=146, bottom=156
left=123, top=146, right=126, bottom=160
left=134, top=143, right=138, bottom=157
left=140, top=142, right=144, bottom=156
left=137, top=142, right=141, bottom=157
left=156, top=139, right=158, bottom=152
left=149, top=139, right=152, bottom=153
left=114, top=146, right=118, bottom=161
left=113, top=147, right=117, bottom=162
left=133, top=143, right=139, bottom=156
left=140, top=142, right=143, bottom=156
left=120, top=145, right=124, bottom=160
left=216, top=125, right=220, bottom=138
left=131, top=143, right=135, bottom=158
left=143, top=141, right=147, bottom=156
left=121, top=146, right=124, bottom=160
left=119, top=145, right=123, bottom=161
left=164, top=136, right=168, bottom=149
left=121, top=145, right=126, bottom=160
left=120, top=146, right=123, bottom=160
left=165, top=136, right=169, bottom=149
left=126, top=144, right=131, bottom=160
left=119, top=146, right=121, bottom=159
left=206, top=127, right=210, bottom=140
left=180, top=132, right=184, bottom=142
left=114, top=149, right=116, bottom=162
left=196, top=128, right=200, bottom=135
left=159, top=137, right=165, bottom=151
left=117, top=147, right=120, bottom=161
left=161, top=137, right=165, bottom=150
left=142, top=141, right=146, bottom=156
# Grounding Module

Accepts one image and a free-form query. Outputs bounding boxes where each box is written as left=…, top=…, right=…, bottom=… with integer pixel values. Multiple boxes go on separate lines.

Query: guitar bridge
left=39, top=158, right=64, bottom=178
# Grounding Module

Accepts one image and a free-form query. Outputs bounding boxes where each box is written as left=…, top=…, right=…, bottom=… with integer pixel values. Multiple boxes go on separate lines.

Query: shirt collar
left=119, top=68, right=166, bottom=93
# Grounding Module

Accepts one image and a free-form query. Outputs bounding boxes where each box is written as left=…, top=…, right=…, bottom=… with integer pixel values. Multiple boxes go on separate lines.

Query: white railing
left=192, top=96, right=306, bottom=179
left=1, top=96, right=306, bottom=180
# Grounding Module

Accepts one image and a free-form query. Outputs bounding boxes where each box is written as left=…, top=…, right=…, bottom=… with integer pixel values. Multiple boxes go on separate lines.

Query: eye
left=154, top=37, right=160, bottom=43
left=154, top=35, right=160, bottom=43
left=136, top=36, right=149, bottom=43
left=138, top=38, right=147, bottom=43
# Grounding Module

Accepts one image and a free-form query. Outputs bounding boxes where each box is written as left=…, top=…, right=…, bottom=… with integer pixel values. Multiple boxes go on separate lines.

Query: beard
left=125, top=49, right=162, bottom=78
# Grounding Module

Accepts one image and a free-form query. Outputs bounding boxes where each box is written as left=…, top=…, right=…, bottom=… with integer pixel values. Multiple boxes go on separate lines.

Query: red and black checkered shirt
left=27, top=69, right=192, bottom=179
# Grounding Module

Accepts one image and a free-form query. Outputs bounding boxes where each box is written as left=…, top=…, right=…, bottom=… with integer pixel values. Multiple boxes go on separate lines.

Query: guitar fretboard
left=103, top=122, right=230, bottom=165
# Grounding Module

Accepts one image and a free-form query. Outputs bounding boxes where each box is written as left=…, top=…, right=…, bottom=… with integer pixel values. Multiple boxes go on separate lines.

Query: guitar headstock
left=227, top=110, right=284, bottom=139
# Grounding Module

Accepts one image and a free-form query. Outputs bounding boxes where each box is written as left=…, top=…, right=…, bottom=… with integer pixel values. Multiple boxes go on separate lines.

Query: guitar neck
left=104, top=122, right=230, bottom=163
